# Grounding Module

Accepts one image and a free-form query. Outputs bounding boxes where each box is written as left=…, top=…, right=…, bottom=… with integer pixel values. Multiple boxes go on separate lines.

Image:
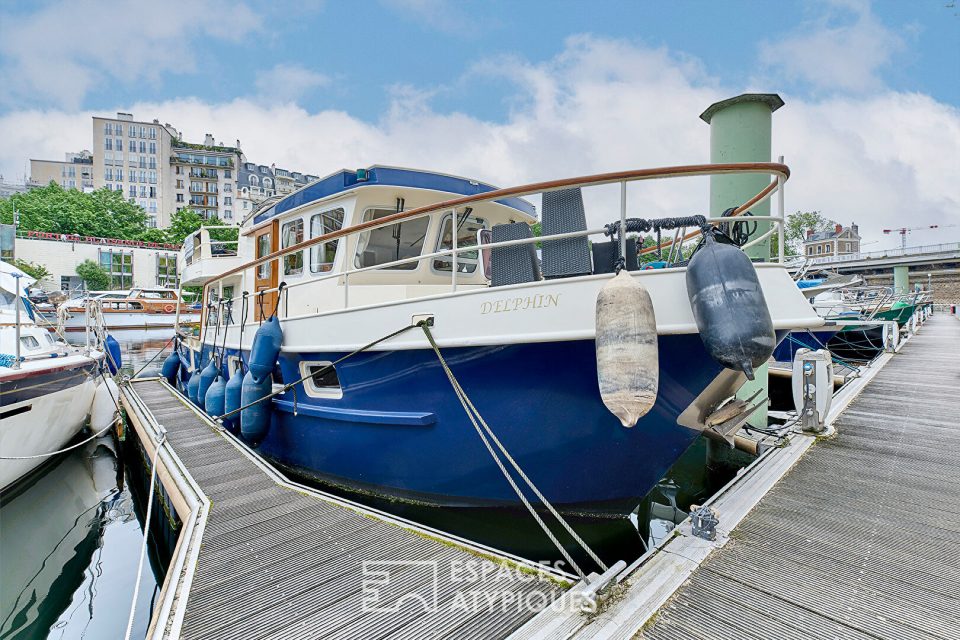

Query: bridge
left=792, top=242, right=960, bottom=304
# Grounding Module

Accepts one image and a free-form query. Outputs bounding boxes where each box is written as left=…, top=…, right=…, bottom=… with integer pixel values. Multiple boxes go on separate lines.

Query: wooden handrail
left=205, top=162, right=789, bottom=289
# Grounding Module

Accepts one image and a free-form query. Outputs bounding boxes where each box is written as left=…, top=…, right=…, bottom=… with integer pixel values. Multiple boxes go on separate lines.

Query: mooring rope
left=0, top=365, right=124, bottom=460
left=123, top=428, right=167, bottom=640
left=419, top=322, right=608, bottom=578
left=132, top=334, right=176, bottom=379
left=603, top=214, right=710, bottom=272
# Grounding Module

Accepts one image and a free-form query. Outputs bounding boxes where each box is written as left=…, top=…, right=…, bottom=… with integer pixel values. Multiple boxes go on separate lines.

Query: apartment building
left=170, top=134, right=242, bottom=223
left=26, top=113, right=318, bottom=228
left=236, top=162, right=318, bottom=221
left=91, top=113, right=181, bottom=227
left=29, top=150, right=95, bottom=192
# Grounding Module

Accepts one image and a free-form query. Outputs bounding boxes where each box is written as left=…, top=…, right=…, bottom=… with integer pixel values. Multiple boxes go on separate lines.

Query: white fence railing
left=807, top=242, right=960, bottom=265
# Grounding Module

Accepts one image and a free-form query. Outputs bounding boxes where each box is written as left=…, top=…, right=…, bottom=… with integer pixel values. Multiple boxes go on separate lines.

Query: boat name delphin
left=480, top=294, right=561, bottom=314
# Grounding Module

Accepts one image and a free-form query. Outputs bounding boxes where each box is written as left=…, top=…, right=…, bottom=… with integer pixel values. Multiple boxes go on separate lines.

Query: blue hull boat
left=183, top=328, right=790, bottom=515
left=174, top=163, right=822, bottom=518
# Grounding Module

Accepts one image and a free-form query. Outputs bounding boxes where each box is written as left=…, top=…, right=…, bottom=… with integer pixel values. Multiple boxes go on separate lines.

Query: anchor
left=703, top=389, right=765, bottom=445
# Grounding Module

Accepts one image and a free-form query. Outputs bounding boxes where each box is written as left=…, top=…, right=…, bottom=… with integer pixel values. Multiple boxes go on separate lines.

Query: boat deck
left=121, top=378, right=569, bottom=640
left=639, top=313, right=960, bottom=639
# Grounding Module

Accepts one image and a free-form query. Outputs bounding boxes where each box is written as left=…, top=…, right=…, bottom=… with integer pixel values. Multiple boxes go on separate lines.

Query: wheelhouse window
left=282, top=219, right=304, bottom=275
left=309, top=208, right=345, bottom=273
left=433, top=211, right=486, bottom=274
left=354, top=208, right=429, bottom=271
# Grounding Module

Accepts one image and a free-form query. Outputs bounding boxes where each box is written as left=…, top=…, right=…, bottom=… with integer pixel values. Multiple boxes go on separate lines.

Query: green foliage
left=12, top=259, right=50, bottom=282
left=785, top=210, right=837, bottom=253
left=0, top=183, right=157, bottom=242
left=165, top=208, right=237, bottom=245
left=75, top=259, right=110, bottom=290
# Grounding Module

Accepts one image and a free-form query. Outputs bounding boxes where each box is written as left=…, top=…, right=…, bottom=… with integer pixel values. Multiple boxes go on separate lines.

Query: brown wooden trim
left=207, top=162, right=790, bottom=291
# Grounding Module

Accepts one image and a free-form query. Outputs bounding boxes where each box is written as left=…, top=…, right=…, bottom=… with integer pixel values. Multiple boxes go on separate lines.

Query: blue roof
left=253, top=166, right=536, bottom=225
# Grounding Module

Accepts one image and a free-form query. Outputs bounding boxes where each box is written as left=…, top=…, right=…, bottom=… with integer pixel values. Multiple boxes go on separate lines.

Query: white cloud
left=758, top=0, right=905, bottom=94
left=2, top=36, right=957, bottom=249
left=379, top=0, right=470, bottom=33
left=0, top=0, right=260, bottom=110
left=254, top=64, right=331, bottom=104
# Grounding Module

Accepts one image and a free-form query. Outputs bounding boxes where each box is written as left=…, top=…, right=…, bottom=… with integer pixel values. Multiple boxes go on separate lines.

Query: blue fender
left=105, top=334, right=122, bottom=375
left=205, top=374, right=227, bottom=417
left=186, top=370, right=201, bottom=404
left=248, top=316, right=283, bottom=383
left=197, top=360, right=220, bottom=406
left=161, top=351, right=181, bottom=384
left=240, top=371, right=272, bottom=446
left=223, top=369, right=244, bottom=433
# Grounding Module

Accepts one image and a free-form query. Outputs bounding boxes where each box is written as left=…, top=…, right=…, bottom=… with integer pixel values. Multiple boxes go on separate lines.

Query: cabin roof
left=251, top=165, right=536, bottom=225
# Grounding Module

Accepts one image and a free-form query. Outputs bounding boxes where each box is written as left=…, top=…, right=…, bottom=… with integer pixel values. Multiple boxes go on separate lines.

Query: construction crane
left=883, top=224, right=959, bottom=249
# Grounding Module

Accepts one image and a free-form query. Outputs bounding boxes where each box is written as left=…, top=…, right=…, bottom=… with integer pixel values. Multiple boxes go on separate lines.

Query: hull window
left=355, top=208, right=429, bottom=271
left=299, top=361, right=343, bottom=399
left=309, top=208, right=345, bottom=273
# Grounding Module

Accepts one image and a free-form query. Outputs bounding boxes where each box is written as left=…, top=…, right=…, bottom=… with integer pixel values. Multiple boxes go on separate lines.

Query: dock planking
left=124, top=379, right=568, bottom=640
left=640, top=314, right=960, bottom=640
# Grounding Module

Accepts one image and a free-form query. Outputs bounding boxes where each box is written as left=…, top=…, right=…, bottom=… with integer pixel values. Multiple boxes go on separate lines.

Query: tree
left=12, top=259, right=50, bottom=283
left=784, top=210, right=837, bottom=254
left=164, top=208, right=237, bottom=245
left=0, top=183, right=156, bottom=242
left=76, top=259, right=110, bottom=291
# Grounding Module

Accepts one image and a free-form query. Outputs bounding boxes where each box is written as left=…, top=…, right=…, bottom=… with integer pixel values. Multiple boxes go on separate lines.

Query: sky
left=0, top=0, right=957, bottom=249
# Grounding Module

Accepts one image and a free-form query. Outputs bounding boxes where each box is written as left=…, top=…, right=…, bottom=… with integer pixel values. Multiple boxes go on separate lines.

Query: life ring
left=163, top=303, right=175, bottom=313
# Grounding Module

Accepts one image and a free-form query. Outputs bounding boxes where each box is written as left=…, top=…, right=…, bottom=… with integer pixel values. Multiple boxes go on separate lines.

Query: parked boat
left=173, top=163, right=821, bottom=517
left=39, top=287, right=200, bottom=332
left=0, top=262, right=106, bottom=492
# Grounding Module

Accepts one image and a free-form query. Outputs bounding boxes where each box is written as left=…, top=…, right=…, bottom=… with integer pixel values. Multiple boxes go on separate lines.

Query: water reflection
left=0, top=438, right=155, bottom=640
left=0, top=330, right=168, bottom=640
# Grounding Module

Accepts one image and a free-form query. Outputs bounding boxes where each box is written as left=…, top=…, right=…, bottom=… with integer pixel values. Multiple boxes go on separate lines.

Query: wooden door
left=254, top=221, right=279, bottom=320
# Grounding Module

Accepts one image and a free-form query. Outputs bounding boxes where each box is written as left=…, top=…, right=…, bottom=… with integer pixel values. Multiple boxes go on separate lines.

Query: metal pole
left=777, top=155, right=785, bottom=263
left=13, top=274, right=21, bottom=369
left=619, top=181, right=627, bottom=265
left=451, top=213, right=458, bottom=293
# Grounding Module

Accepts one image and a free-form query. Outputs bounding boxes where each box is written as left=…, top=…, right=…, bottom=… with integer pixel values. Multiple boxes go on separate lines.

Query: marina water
left=0, top=329, right=748, bottom=638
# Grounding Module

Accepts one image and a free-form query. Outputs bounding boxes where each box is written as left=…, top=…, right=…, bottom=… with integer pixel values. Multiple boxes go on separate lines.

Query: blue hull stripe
left=273, top=399, right=436, bottom=426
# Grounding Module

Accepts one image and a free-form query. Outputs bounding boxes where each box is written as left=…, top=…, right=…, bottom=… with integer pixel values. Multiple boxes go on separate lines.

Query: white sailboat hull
left=0, top=368, right=99, bottom=491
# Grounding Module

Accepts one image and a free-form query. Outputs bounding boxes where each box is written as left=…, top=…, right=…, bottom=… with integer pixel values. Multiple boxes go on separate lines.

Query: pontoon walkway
left=639, top=313, right=960, bottom=639
left=121, top=378, right=569, bottom=640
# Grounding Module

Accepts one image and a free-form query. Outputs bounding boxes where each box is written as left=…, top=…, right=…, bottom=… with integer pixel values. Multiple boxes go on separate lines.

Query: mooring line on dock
left=124, top=425, right=166, bottom=640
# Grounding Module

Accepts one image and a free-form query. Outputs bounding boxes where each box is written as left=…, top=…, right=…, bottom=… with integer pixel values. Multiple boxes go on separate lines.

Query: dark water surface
left=0, top=329, right=748, bottom=638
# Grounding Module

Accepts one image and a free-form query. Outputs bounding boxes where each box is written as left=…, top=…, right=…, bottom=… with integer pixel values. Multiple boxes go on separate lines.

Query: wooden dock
left=638, top=313, right=960, bottom=639
left=121, top=378, right=573, bottom=640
